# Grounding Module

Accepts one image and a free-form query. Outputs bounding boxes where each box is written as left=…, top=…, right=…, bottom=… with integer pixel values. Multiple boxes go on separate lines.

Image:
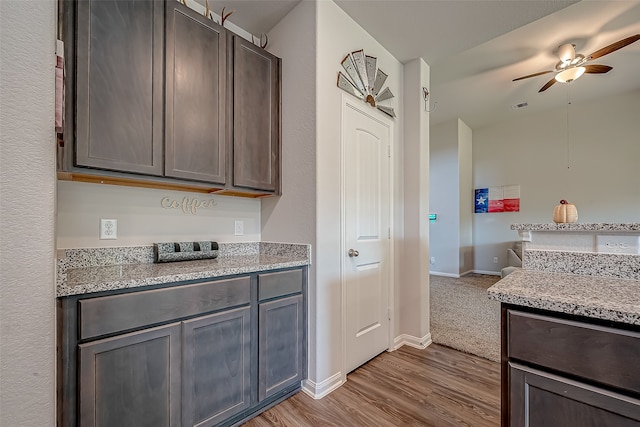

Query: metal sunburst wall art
left=337, top=49, right=396, bottom=118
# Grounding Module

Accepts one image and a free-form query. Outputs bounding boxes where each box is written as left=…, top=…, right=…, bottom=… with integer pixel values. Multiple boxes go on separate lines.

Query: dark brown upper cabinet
left=65, top=1, right=281, bottom=196
left=75, top=0, right=164, bottom=175
left=230, top=36, right=281, bottom=193
left=165, top=2, right=226, bottom=184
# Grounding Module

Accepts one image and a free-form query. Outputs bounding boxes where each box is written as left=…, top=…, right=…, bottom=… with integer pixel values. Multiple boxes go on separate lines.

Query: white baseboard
left=301, top=333, right=435, bottom=399
left=301, top=371, right=344, bottom=400
left=472, top=269, right=502, bottom=276
left=391, top=332, right=432, bottom=350
left=429, top=271, right=460, bottom=278
left=431, top=270, right=502, bottom=277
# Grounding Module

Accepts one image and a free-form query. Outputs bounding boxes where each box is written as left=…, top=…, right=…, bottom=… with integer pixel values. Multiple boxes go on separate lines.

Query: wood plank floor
left=242, top=344, right=501, bottom=426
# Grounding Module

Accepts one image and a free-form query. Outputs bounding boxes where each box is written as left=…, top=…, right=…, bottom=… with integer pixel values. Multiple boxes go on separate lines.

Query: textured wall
left=458, top=119, right=473, bottom=274
left=401, top=58, right=431, bottom=342
left=429, top=118, right=473, bottom=276
left=57, top=181, right=261, bottom=248
left=0, top=0, right=57, bottom=425
left=429, top=119, right=461, bottom=275
left=262, top=0, right=318, bottom=385
left=315, top=0, right=406, bottom=385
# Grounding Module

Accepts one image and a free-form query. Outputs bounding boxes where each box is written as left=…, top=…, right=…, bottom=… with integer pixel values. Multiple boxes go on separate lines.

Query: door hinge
left=388, top=145, right=391, bottom=158
left=388, top=308, right=391, bottom=320
left=388, top=227, right=391, bottom=239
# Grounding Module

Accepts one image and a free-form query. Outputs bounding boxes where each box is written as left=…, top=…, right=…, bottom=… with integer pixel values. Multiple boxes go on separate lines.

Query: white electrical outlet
left=596, top=235, right=640, bottom=255
left=234, top=220, right=244, bottom=236
left=430, top=257, right=436, bottom=265
left=100, top=219, right=117, bottom=240
left=493, top=257, right=499, bottom=264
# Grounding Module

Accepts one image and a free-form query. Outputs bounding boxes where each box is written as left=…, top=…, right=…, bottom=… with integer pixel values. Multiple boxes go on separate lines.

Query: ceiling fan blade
left=583, top=64, right=613, bottom=74
left=588, top=34, right=640, bottom=60
left=538, top=78, right=557, bottom=92
left=512, top=70, right=553, bottom=82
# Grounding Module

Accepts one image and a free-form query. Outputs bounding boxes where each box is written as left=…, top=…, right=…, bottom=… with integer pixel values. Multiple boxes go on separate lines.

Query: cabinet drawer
left=79, top=276, right=250, bottom=340
left=508, top=310, right=640, bottom=393
left=258, top=269, right=303, bottom=301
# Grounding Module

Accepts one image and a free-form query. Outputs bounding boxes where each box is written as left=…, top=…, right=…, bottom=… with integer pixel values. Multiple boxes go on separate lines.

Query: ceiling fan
left=513, top=34, right=640, bottom=92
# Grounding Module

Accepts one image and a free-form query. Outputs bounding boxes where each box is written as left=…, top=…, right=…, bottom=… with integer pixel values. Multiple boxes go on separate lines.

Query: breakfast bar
left=488, top=223, right=640, bottom=427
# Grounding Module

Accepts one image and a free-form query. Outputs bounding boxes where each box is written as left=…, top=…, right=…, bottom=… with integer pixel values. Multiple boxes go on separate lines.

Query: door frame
left=339, top=94, right=395, bottom=380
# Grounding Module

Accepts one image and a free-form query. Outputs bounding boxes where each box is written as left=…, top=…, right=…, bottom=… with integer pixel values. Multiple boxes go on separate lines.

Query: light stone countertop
left=57, top=254, right=309, bottom=297
left=511, top=223, right=640, bottom=232
left=488, top=269, right=640, bottom=325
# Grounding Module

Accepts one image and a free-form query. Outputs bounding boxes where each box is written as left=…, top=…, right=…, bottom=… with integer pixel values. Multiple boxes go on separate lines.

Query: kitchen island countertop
left=510, top=223, right=640, bottom=232
left=488, top=269, right=640, bottom=325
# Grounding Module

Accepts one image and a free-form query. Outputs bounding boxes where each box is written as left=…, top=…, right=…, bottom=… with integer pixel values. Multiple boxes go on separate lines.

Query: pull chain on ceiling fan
left=513, top=34, right=640, bottom=92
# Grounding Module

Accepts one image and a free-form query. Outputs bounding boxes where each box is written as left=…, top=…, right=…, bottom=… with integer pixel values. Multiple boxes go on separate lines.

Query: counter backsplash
left=511, top=222, right=640, bottom=280
left=524, top=249, right=640, bottom=280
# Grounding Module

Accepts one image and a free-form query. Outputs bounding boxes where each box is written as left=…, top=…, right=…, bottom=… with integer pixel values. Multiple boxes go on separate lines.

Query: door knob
left=348, top=249, right=359, bottom=257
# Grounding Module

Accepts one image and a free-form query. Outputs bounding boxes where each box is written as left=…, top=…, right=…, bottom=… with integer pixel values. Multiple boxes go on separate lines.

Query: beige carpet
left=430, top=274, right=501, bottom=362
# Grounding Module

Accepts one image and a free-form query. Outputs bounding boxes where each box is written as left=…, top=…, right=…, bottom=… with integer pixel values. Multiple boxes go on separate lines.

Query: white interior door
left=343, top=101, right=391, bottom=374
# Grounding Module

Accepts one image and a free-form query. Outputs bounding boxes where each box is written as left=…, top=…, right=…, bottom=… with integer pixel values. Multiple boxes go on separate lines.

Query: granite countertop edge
left=57, top=256, right=309, bottom=297
left=488, top=269, right=640, bottom=325
left=511, top=223, right=640, bottom=232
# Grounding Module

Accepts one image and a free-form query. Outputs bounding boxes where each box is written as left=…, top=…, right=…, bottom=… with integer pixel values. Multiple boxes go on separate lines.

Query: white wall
left=458, top=119, right=473, bottom=274
left=473, top=89, right=640, bottom=272
left=0, top=1, right=57, bottom=425
left=400, top=58, right=431, bottom=342
left=262, top=0, right=318, bottom=384
left=429, top=118, right=473, bottom=276
left=57, top=182, right=260, bottom=248
left=265, top=0, right=431, bottom=396
left=315, top=0, right=405, bottom=387
left=429, top=119, right=460, bottom=275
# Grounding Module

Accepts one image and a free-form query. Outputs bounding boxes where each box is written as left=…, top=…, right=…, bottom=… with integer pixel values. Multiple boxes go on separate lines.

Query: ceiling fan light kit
left=555, top=66, right=585, bottom=83
left=512, top=33, right=640, bottom=92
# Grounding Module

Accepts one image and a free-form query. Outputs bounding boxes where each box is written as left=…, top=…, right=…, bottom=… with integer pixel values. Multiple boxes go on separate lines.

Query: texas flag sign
left=475, top=185, right=520, bottom=213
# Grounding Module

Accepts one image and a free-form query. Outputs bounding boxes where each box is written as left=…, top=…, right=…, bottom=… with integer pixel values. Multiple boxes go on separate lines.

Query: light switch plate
left=100, top=219, right=117, bottom=240
left=596, top=235, right=639, bottom=255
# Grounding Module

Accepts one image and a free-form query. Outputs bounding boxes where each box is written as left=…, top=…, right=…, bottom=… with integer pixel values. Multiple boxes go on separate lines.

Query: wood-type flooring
left=243, top=344, right=501, bottom=427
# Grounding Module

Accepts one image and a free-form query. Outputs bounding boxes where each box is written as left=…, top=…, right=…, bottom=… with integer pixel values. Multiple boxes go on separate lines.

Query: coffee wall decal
left=161, top=196, right=217, bottom=215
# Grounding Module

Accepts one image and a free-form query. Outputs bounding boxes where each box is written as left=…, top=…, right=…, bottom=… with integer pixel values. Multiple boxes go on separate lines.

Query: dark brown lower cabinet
left=182, top=307, right=251, bottom=427
left=78, top=323, right=182, bottom=427
left=259, top=294, right=304, bottom=401
left=58, top=267, right=307, bottom=427
left=509, top=363, right=640, bottom=427
left=502, top=305, right=640, bottom=427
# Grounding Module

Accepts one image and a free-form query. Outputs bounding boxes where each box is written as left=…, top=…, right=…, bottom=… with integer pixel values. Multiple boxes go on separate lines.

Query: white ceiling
left=427, top=1, right=640, bottom=128
left=214, top=0, right=640, bottom=129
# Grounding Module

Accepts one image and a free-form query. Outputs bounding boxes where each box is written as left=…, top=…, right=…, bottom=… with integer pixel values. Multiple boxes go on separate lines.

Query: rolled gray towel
left=154, top=241, right=219, bottom=263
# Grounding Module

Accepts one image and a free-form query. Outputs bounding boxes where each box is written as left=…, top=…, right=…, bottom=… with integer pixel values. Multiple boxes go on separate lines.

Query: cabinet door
left=165, top=2, right=226, bottom=184
left=182, top=307, right=251, bottom=427
left=232, top=36, right=280, bottom=192
left=259, top=294, right=303, bottom=401
left=509, top=363, right=640, bottom=427
left=78, top=323, right=181, bottom=427
left=76, top=0, right=164, bottom=175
